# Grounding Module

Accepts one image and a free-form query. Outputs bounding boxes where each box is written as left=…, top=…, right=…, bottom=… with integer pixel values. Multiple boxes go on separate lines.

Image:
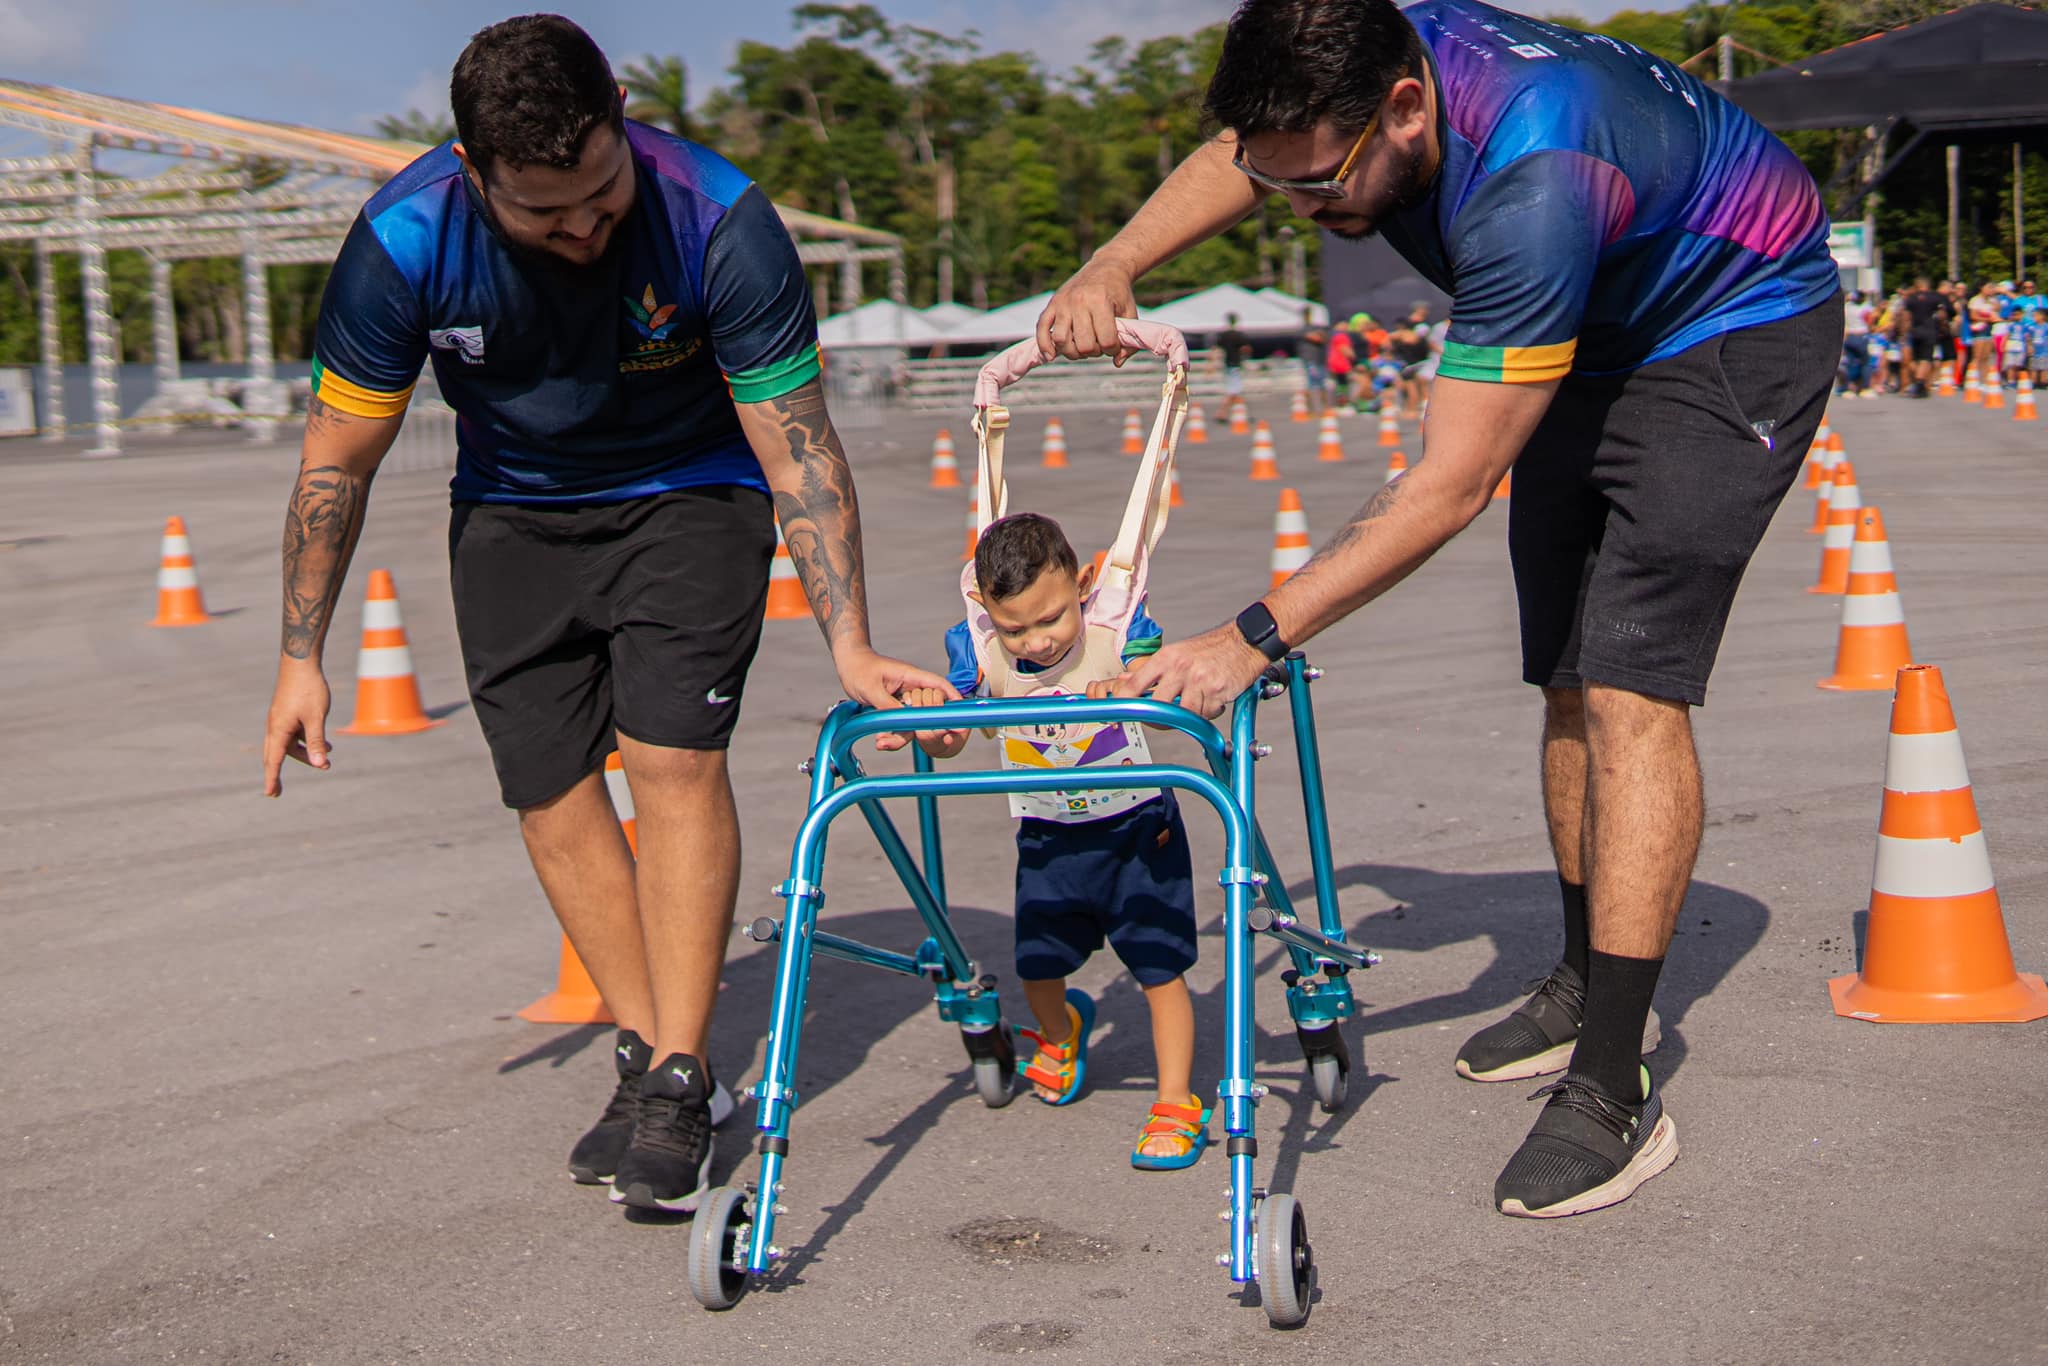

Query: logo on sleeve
left=428, top=325, right=486, bottom=364
left=621, top=283, right=701, bottom=374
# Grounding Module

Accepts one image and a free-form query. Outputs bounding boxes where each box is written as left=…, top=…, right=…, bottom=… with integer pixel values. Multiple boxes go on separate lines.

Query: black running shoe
left=569, top=1029, right=652, bottom=1185
left=1454, top=962, right=1661, bottom=1083
left=1494, top=1065, right=1678, bottom=1218
left=610, top=1053, right=716, bottom=1213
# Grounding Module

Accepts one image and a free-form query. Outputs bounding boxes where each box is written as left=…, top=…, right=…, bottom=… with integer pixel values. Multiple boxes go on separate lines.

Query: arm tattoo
left=304, top=394, right=356, bottom=440
left=280, top=462, right=372, bottom=659
left=1293, top=473, right=1405, bottom=582
left=762, top=381, right=870, bottom=649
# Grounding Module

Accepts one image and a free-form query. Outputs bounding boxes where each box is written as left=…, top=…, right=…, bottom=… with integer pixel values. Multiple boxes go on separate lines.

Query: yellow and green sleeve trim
left=1438, top=339, right=1577, bottom=384
left=726, top=343, right=822, bottom=403
left=310, top=358, right=415, bottom=418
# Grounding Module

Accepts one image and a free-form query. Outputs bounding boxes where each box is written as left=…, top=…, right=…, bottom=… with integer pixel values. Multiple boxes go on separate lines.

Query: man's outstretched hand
left=1112, top=623, right=1269, bottom=719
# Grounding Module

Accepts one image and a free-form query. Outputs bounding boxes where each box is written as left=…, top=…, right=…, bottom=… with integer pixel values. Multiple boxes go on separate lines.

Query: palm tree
left=374, top=110, right=454, bottom=145
left=620, top=55, right=693, bottom=140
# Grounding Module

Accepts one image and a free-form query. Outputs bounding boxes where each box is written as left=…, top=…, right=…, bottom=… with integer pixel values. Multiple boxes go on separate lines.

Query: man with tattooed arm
left=261, top=14, right=951, bottom=1215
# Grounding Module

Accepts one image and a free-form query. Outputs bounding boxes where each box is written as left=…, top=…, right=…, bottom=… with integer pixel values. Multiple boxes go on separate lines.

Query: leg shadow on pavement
left=1296, top=862, right=1770, bottom=1082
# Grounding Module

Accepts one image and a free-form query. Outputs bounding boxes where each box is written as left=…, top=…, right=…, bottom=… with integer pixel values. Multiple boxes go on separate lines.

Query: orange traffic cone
left=1826, top=427, right=1845, bottom=457
left=1964, top=368, right=1982, bottom=403
left=1492, top=470, right=1512, bottom=502
left=1169, top=464, right=1185, bottom=509
left=963, top=498, right=979, bottom=562
left=149, top=515, right=209, bottom=627
left=1248, top=420, right=1279, bottom=481
left=1807, top=448, right=1839, bottom=534
left=1801, top=444, right=1826, bottom=490
left=1814, top=414, right=1832, bottom=453
left=1316, top=412, right=1344, bottom=463
left=2013, top=374, right=2037, bottom=421
left=930, top=429, right=961, bottom=488
left=1185, top=402, right=1209, bottom=444
left=1983, top=374, right=2006, bottom=410
left=518, top=752, right=630, bottom=1025
left=1270, top=487, right=1310, bottom=588
left=1829, top=666, right=2048, bottom=1023
left=1289, top=389, right=1310, bottom=423
left=338, top=570, right=444, bottom=735
left=1808, top=460, right=1861, bottom=594
left=1376, top=407, right=1400, bottom=447
left=1229, top=397, right=1250, bottom=436
left=766, top=521, right=809, bottom=620
left=1041, top=417, right=1069, bottom=467
left=1937, top=366, right=1955, bottom=398
left=1384, top=448, right=1408, bottom=483
left=1121, top=408, right=1144, bottom=455
left=1820, top=507, right=1913, bottom=690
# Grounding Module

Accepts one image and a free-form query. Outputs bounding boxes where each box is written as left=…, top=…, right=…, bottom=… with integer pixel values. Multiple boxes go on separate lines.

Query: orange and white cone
left=1290, top=389, right=1310, bottom=423
left=929, top=428, right=961, bottom=488
left=1376, top=407, right=1400, bottom=447
left=1316, top=412, right=1344, bottom=463
left=1270, top=487, right=1310, bottom=589
left=963, top=498, right=979, bottom=562
left=1384, top=448, right=1409, bottom=483
left=766, top=521, right=809, bottom=620
left=518, top=752, right=631, bottom=1025
left=1121, top=408, right=1144, bottom=455
left=149, top=515, right=209, bottom=627
left=1964, top=368, right=1982, bottom=404
left=1808, top=460, right=1861, bottom=594
left=1185, top=402, right=1209, bottom=444
left=1492, top=470, right=1512, bottom=502
left=1807, top=447, right=1839, bottom=534
left=338, top=570, right=444, bottom=735
left=1819, top=507, right=1913, bottom=690
left=1937, top=366, right=1955, bottom=398
left=1829, top=665, right=2048, bottom=1023
left=1041, top=417, right=1069, bottom=468
left=2013, top=374, right=2037, bottom=421
left=1229, top=397, right=1250, bottom=435
left=1984, top=373, right=2007, bottom=410
left=1826, top=427, right=1845, bottom=457
left=1814, top=414, right=1832, bottom=452
left=1248, top=420, right=1279, bottom=481
left=1169, top=464, right=1185, bottom=509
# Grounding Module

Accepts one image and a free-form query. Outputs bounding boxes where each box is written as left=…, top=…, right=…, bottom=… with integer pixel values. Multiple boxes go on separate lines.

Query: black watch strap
left=1235, top=601, right=1289, bottom=662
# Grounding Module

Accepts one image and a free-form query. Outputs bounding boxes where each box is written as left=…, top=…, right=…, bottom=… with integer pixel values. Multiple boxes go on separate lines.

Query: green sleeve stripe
left=1437, top=341, right=1507, bottom=383
left=726, top=344, right=822, bottom=403
left=1121, top=633, right=1163, bottom=665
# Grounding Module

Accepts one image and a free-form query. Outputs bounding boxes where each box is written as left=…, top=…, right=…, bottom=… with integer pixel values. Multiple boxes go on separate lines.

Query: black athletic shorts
left=1509, top=298, right=1841, bottom=706
left=448, top=485, right=775, bottom=808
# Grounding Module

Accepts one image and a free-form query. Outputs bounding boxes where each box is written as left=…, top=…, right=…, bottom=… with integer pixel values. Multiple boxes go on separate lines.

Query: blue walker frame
left=688, top=653, right=1376, bottom=1327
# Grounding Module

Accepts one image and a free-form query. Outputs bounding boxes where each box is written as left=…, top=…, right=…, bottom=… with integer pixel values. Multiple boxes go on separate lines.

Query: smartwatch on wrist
left=1234, top=601, right=1290, bottom=662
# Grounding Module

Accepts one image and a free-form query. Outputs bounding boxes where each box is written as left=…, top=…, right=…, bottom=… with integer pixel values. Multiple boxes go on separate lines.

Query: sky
left=0, top=0, right=1641, bottom=137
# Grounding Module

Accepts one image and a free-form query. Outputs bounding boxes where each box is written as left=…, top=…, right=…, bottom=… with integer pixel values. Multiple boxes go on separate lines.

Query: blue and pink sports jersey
left=312, top=122, right=818, bottom=505
left=1381, top=0, right=1839, bottom=382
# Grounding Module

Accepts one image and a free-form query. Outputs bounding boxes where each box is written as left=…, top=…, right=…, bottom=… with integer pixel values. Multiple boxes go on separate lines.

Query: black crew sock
left=1559, top=878, right=1589, bottom=981
left=1568, top=949, right=1663, bottom=1102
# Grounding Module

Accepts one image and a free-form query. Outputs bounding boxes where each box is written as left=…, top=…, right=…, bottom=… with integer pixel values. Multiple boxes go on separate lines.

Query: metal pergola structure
left=0, top=79, right=904, bottom=457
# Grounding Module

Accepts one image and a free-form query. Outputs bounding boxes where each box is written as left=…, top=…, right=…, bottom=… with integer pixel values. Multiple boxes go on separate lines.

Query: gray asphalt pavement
left=3, top=390, right=2044, bottom=1364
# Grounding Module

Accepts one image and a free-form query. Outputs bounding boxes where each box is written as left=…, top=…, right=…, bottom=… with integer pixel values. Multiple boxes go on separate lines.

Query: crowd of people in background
left=1266, top=302, right=1447, bottom=419
left=1839, top=276, right=2048, bottom=399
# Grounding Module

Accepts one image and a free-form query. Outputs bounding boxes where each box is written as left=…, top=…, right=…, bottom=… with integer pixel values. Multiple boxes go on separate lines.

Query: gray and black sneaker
left=610, top=1053, right=718, bottom=1213
left=1494, top=1064, right=1678, bottom=1218
left=1454, top=962, right=1661, bottom=1083
left=569, top=1032, right=733, bottom=1185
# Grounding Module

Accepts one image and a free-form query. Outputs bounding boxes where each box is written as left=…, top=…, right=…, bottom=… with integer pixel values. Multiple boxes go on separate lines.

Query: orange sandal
left=1130, top=1097, right=1211, bottom=1171
left=1016, top=989, right=1095, bottom=1106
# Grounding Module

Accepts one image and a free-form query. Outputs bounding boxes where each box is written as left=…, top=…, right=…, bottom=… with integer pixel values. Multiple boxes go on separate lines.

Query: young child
left=902, top=511, right=1209, bottom=1171
left=2026, top=307, right=2048, bottom=387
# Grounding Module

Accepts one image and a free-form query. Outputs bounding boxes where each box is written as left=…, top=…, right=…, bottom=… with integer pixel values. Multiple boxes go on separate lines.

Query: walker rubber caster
left=961, top=1020, right=1018, bottom=1108
left=1296, top=1022, right=1352, bottom=1114
left=1255, top=1192, right=1313, bottom=1328
left=688, top=1186, right=753, bottom=1311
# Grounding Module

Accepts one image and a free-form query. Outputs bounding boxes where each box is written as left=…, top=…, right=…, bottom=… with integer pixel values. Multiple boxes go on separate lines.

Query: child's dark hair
left=974, top=512, right=1079, bottom=601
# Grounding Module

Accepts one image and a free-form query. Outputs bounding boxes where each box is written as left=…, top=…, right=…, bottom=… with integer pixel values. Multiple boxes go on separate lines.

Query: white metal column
left=241, top=233, right=278, bottom=441
left=34, top=237, right=62, bottom=440
left=149, top=249, right=179, bottom=387
left=75, top=145, right=122, bottom=458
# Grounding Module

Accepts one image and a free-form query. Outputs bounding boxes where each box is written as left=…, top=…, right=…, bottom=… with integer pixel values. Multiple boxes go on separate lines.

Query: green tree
left=620, top=55, right=694, bottom=139
left=374, top=110, right=453, bottom=145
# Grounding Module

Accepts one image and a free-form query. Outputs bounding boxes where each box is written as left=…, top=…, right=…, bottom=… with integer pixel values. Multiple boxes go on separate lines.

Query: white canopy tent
left=816, top=298, right=955, bottom=347
left=1146, top=282, right=1308, bottom=336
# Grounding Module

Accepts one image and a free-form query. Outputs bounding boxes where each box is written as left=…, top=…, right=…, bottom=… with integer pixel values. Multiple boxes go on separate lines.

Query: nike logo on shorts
left=706, top=687, right=736, bottom=705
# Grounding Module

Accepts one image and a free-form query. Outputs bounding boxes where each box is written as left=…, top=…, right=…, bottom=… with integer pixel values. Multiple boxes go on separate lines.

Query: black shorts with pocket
left=448, top=485, right=775, bottom=808
left=1510, top=298, right=1842, bottom=706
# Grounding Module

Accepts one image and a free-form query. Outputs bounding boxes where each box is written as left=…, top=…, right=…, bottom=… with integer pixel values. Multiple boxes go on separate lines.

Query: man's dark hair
left=451, top=14, right=622, bottom=178
left=1204, top=0, right=1425, bottom=138
left=974, top=513, right=1079, bottom=602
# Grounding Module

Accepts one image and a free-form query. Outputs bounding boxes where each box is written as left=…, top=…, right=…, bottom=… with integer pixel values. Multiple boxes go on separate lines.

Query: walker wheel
left=1256, top=1192, right=1313, bottom=1328
left=973, top=1057, right=1016, bottom=1108
left=687, top=1186, right=753, bottom=1311
left=1297, top=1022, right=1352, bottom=1114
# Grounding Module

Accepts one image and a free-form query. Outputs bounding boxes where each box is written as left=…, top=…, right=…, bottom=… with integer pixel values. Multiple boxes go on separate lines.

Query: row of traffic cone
left=1958, top=367, right=2039, bottom=418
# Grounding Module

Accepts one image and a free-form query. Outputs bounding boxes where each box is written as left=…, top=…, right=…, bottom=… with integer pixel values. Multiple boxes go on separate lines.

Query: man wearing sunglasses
left=1040, top=0, right=1840, bottom=1219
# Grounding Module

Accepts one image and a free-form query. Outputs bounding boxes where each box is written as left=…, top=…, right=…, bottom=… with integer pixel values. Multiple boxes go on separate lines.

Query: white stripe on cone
left=1272, top=545, right=1311, bottom=573
left=1872, top=830, right=1996, bottom=898
left=1846, top=538, right=1894, bottom=574
left=161, top=535, right=191, bottom=555
left=1840, top=591, right=1905, bottom=627
left=356, top=644, right=417, bottom=679
left=1276, top=508, right=1308, bottom=535
left=1822, top=521, right=1855, bottom=550
left=362, top=598, right=405, bottom=630
left=1883, top=731, right=1973, bottom=794
left=156, top=565, right=199, bottom=589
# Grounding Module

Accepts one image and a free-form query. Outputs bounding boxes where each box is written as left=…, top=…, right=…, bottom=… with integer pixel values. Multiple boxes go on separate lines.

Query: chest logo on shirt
left=622, top=283, right=702, bottom=374
left=428, top=325, right=486, bottom=364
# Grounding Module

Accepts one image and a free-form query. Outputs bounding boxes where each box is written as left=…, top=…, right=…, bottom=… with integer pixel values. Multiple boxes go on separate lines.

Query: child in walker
left=902, top=511, right=1209, bottom=1170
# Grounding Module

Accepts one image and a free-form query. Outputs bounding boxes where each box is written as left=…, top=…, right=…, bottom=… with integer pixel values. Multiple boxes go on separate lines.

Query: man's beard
left=1313, top=143, right=1431, bottom=242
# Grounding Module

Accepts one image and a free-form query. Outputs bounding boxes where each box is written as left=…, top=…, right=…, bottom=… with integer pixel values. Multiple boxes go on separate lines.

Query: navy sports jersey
left=1381, top=0, right=1838, bottom=382
left=312, top=122, right=818, bottom=504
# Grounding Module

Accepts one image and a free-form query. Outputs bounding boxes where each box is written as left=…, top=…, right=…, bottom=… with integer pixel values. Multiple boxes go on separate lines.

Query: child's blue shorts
left=1014, top=791, right=1197, bottom=988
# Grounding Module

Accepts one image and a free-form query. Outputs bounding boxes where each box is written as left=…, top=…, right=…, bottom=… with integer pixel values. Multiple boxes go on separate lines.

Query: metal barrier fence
left=884, top=348, right=1309, bottom=414
left=383, top=399, right=459, bottom=475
